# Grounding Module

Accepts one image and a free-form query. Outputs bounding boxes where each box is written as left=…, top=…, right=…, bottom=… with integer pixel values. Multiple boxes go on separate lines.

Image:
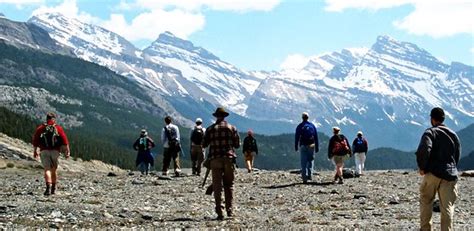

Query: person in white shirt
left=161, top=116, right=181, bottom=176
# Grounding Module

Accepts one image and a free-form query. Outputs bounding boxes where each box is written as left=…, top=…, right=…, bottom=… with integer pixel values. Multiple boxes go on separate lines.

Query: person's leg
left=162, top=148, right=171, bottom=175
left=438, top=179, right=458, bottom=231
left=354, top=153, right=361, bottom=175
left=223, top=157, right=236, bottom=216
left=250, top=152, right=255, bottom=170
left=196, top=148, right=204, bottom=175
left=244, top=152, right=251, bottom=172
left=306, top=148, right=314, bottom=180
left=360, top=152, right=366, bottom=174
left=211, top=157, right=225, bottom=219
left=336, top=162, right=344, bottom=184
left=40, top=150, right=54, bottom=195
left=420, top=173, right=440, bottom=231
left=190, top=146, right=198, bottom=174
left=300, top=148, right=308, bottom=182
left=173, top=152, right=181, bottom=175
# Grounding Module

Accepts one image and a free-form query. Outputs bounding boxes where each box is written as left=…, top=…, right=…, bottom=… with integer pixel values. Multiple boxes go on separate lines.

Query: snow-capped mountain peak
left=153, top=31, right=219, bottom=61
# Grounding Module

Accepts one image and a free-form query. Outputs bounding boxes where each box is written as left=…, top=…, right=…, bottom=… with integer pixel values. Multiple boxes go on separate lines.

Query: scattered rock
left=403, top=172, right=409, bottom=175
left=461, top=171, right=474, bottom=177
left=354, top=194, right=368, bottom=199
left=107, top=172, right=118, bottom=177
left=330, top=190, right=339, bottom=194
left=128, top=172, right=135, bottom=176
left=49, top=223, right=59, bottom=229
left=388, top=196, right=400, bottom=205
left=141, top=214, right=153, bottom=220
left=131, top=179, right=144, bottom=185
left=103, top=212, right=113, bottom=219
left=158, top=175, right=172, bottom=180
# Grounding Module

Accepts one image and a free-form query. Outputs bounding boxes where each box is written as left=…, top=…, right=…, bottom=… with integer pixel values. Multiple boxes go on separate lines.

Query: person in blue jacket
left=133, top=129, right=155, bottom=175
left=294, top=112, right=319, bottom=183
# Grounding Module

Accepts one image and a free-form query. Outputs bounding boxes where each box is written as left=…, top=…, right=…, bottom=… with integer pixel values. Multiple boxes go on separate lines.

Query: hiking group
left=32, top=106, right=461, bottom=229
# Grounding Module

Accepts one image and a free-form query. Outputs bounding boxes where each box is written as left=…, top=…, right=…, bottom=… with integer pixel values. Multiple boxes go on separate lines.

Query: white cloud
left=129, top=0, right=281, bottom=12
left=100, top=10, right=205, bottom=41
left=280, top=54, right=311, bottom=70
left=324, top=0, right=473, bottom=38
left=471, top=48, right=474, bottom=53
left=0, top=0, right=43, bottom=4
left=31, top=0, right=100, bottom=24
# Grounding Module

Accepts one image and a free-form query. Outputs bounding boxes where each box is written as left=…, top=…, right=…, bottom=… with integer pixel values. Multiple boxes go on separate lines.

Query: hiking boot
left=175, top=172, right=180, bottom=177
left=216, top=215, right=224, bottom=221
left=338, top=176, right=344, bottom=184
left=44, top=184, right=51, bottom=196
left=50, top=184, right=56, bottom=195
left=227, top=210, right=233, bottom=217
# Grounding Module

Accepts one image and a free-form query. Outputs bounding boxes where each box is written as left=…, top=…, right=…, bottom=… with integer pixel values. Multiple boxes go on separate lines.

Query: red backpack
left=332, top=136, right=350, bottom=156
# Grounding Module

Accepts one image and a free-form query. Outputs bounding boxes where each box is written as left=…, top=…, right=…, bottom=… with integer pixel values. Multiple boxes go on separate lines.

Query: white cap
left=302, top=112, right=309, bottom=118
left=195, top=118, right=203, bottom=123
left=357, top=131, right=363, bottom=135
left=332, top=126, right=341, bottom=132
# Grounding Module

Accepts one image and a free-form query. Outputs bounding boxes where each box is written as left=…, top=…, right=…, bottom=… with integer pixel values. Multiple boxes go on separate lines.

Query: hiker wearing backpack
left=416, top=107, right=461, bottom=231
left=32, top=112, right=70, bottom=196
left=203, top=107, right=240, bottom=220
left=190, top=118, right=206, bottom=176
left=328, top=127, right=351, bottom=184
left=133, top=129, right=156, bottom=176
left=243, top=129, right=258, bottom=173
left=161, top=116, right=182, bottom=176
left=352, top=131, right=368, bottom=177
left=294, top=112, right=319, bottom=184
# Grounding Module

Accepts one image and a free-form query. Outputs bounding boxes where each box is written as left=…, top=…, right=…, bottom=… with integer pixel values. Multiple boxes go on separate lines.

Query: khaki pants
left=420, top=173, right=458, bottom=231
left=162, top=148, right=181, bottom=174
left=244, top=151, right=255, bottom=171
left=190, top=145, right=204, bottom=175
left=40, top=150, right=60, bottom=169
left=211, top=157, right=235, bottom=216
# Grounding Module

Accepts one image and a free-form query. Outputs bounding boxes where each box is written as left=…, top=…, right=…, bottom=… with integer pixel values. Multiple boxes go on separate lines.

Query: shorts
left=40, top=150, right=60, bottom=169
left=244, top=151, right=256, bottom=161
left=332, top=154, right=349, bottom=165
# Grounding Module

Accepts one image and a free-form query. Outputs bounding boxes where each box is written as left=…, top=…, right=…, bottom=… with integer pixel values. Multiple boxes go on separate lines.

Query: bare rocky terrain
left=1, top=134, right=473, bottom=229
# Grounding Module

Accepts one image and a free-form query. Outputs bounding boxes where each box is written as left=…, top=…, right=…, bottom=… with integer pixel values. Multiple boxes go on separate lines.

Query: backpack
left=139, top=137, right=149, bottom=150
left=332, top=136, right=350, bottom=156
left=39, top=123, right=61, bottom=148
left=300, top=123, right=315, bottom=145
left=164, top=126, right=181, bottom=153
left=191, top=127, right=204, bottom=144
left=354, top=137, right=366, bottom=152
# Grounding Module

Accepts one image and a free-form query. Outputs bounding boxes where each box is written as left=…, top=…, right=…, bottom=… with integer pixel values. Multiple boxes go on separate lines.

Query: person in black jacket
left=352, top=131, right=368, bottom=177
left=416, top=107, right=461, bottom=231
left=243, top=130, right=258, bottom=173
left=327, top=127, right=351, bottom=184
left=133, top=129, right=155, bottom=175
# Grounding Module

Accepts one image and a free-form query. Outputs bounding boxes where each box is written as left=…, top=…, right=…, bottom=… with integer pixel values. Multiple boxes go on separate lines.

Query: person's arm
left=148, top=137, right=155, bottom=148
left=364, top=138, right=368, bottom=152
left=175, top=125, right=180, bottom=142
left=133, top=138, right=139, bottom=150
left=57, top=125, right=70, bottom=159
left=328, top=137, right=333, bottom=159
left=313, top=125, right=319, bottom=153
left=416, top=130, right=433, bottom=175
left=345, top=137, right=352, bottom=156
left=202, top=126, right=210, bottom=148
left=294, top=124, right=301, bottom=152
left=232, top=127, right=240, bottom=149
left=32, top=125, right=42, bottom=159
left=454, top=134, right=461, bottom=165
left=161, top=128, right=166, bottom=144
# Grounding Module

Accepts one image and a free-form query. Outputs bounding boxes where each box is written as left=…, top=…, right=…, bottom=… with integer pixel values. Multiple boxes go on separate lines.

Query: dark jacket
left=416, top=125, right=461, bottom=181
left=328, top=134, right=351, bottom=158
left=352, top=137, right=368, bottom=153
left=243, top=136, right=258, bottom=154
left=294, top=121, right=319, bottom=152
left=133, top=136, right=156, bottom=166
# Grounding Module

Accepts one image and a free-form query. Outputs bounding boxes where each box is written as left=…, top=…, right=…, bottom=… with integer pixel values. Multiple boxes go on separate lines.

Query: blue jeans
left=138, top=162, right=150, bottom=175
left=300, top=145, right=314, bottom=182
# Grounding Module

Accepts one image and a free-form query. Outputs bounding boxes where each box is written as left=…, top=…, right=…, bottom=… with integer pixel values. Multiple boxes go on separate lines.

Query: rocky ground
left=0, top=133, right=473, bottom=229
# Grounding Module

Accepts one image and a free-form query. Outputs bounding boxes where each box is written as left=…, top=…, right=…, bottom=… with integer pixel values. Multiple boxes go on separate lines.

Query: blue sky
left=0, top=0, right=472, bottom=71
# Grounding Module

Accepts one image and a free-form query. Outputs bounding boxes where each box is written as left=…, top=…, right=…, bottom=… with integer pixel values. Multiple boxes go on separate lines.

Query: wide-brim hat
left=212, top=107, right=229, bottom=117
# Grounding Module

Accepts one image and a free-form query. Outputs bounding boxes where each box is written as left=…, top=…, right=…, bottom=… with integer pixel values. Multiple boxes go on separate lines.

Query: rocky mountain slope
left=1, top=13, right=472, bottom=150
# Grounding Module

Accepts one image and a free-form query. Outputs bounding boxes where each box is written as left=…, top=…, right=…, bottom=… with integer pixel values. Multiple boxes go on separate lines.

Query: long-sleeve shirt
left=161, top=123, right=180, bottom=148
left=133, top=136, right=155, bottom=152
left=32, top=120, right=69, bottom=151
left=294, top=121, right=319, bottom=152
left=328, top=134, right=351, bottom=158
left=352, top=137, right=368, bottom=153
left=416, top=125, right=461, bottom=181
left=243, top=135, right=258, bottom=154
left=203, top=119, right=240, bottom=158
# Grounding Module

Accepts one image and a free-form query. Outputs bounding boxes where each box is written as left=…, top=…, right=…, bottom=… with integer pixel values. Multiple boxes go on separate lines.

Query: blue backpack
left=300, top=123, right=315, bottom=145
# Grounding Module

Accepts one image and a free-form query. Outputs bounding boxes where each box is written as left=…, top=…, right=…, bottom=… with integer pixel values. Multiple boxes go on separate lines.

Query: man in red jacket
left=32, top=112, right=70, bottom=196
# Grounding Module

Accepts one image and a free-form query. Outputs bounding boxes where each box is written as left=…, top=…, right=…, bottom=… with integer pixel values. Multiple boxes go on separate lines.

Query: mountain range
left=0, top=13, right=473, bottom=151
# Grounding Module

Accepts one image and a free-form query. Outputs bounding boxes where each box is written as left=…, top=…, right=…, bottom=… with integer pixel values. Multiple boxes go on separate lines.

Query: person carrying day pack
left=243, top=129, right=258, bottom=173
left=161, top=116, right=182, bottom=176
left=328, top=127, right=351, bottom=184
left=133, top=129, right=155, bottom=176
left=32, top=112, right=70, bottom=196
left=294, top=112, right=319, bottom=184
left=190, top=118, right=206, bottom=176
left=352, top=131, right=368, bottom=177
left=416, top=107, right=461, bottom=231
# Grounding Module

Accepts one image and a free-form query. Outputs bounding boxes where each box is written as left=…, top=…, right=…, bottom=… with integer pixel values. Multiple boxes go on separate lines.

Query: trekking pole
left=202, top=168, right=210, bottom=188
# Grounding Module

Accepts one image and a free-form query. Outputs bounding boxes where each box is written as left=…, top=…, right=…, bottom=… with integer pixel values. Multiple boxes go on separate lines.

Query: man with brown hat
left=32, top=112, right=70, bottom=196
left=203, top=107, right=240, bottom=220
left=416, top=107, right=461, bottom=231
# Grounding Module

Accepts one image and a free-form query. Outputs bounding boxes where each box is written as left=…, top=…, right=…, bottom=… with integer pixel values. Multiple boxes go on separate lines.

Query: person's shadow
left=262, top=181, right=334, bottom=189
